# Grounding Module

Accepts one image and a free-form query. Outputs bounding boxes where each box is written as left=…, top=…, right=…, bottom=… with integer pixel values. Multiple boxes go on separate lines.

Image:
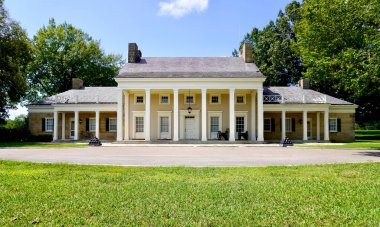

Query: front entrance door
left=184, top=116, right=197, bottom=139
left=134, top=116, right=145, bottom=139
left=69, top=119, right=75, bottom=139
left=159, top=116, right=170, bottom=139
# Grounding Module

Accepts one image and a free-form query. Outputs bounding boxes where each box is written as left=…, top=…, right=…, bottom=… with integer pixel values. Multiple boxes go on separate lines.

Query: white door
left=184, top=116, right=197, bottom=139
left=134, top=116, right=145, bottom=139
left=235, top=116, right=245, bottom=138
left=210, top=116, right=220, bottom=139
left=69, top=119, right=75, bottom=139
left=159, top=116, right=170, bottom=139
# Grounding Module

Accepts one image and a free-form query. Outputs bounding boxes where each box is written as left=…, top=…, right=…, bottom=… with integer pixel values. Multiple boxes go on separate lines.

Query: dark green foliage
left=295, top=0, right=380, bottom=122
left=0, top=0, right=31, bottom=123
left=27, top=19, right=125, bottom=102
left=240, top=1, right=304, bottom=86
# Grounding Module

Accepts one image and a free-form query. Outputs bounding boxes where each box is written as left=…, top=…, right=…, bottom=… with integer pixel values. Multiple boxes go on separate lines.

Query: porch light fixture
left=187, top=89, right=192, bottom=114
left=298, top=119, right=302, bottom=125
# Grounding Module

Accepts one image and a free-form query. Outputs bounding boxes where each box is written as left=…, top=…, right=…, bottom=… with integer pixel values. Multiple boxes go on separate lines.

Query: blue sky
left=5, top=0, right=293, bottom=118
left=5, top=0, right=293, bottom=58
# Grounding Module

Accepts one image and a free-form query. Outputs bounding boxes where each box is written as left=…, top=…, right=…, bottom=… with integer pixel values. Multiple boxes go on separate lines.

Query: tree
left=27, top=19, right=124, bottom=102
left=240, top=1, right=304, bottom=86
left=0, top=0, right=31, bottom=124
left=296, top=0, right=380, bottom=121
left=232, top=49, right=239, bottom=57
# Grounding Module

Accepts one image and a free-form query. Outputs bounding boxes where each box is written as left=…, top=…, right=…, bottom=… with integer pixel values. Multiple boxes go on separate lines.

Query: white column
left=257, top=88, right=264, bottom=142
left=303, top=110, right=308, bottom=141
left=324, top=110, right=330, bottom=141
left=74, top=111, right=79, bottom=140
left=95, top=111, right=100, bottom=138
left=61, top=112, right=65, bottom=140
left=124, top=92, right=129, bottom=141
left=117, top=89, right=123, bottom=141
left=229, top=88, right=235, bottom=141
left=145, top=89, right=151, bottom=141
left=173, top=89, right=179, bottom=141
left=317, top=112, right=320, bottom=141
left=201, top=88, right=207, bottom=141
left=53, top=110, right=58, bottom=141
left=281, top=110, right=286, bottom=141
left=251, top=92, right=256, bottom=141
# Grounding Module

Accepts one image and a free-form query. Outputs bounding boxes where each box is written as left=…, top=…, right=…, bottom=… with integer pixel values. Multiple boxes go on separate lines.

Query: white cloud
left=158, top=0, right=209, bottom=18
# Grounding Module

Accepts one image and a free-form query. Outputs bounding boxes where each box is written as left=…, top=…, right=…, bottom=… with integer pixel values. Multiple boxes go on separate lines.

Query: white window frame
left=264, top=118, right=271, bottom=132
left=109, top=118, right=117, bottom=132
left=184, top=95, right=195, bottom=104
left=235, top=94, right=246, bottom=104
left=157, top=111, right=172, bottom=139
left=285, top=118, right=292, bottom=132
left=45, top=117, right=54, bottom=132
left=89, top=118, right=96, bottom=132
left=134, top=94, right=145, bottom=105
left=159, top=94, right=170, bottom=105
left=210, top=94, right=221, bottom=104
left=329, top=118, right=338, bottom=132
left=235, top=111, right=248, bottom=138
left=208, top=111, right=222, bottom=139
left=132, top=111, right=145, bottom=139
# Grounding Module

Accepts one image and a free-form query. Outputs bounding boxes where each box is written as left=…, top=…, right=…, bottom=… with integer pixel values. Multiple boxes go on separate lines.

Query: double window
left=264, top=118, right=272, bottom=132
left=285, top=118, right=292, bottom=132
left=210, top=95, right=221, bottom=104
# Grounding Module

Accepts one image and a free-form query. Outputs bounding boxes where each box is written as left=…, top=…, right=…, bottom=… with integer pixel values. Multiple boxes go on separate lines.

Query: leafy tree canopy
left=0, top=0, right=31, bottom=123
left=296, top=0, right=380, bottom=121
left=27, top=18, right=124, bottom=102
left=239, top=1, right=304, bottom=86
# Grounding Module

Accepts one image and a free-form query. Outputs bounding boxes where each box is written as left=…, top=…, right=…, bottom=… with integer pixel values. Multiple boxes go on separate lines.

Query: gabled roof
left=116, top=57, right=265, bottom=78
left=264, top=87, right=354, bottom=105
left=30, top=87, right=119, bottom=105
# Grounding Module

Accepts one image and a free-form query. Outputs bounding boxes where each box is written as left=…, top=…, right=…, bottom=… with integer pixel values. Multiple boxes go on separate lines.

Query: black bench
left=217, top=129, right=229, bottom=140
left=238, top=131, right=249, bottom=140
left=89, top=137, right=102, bottom=146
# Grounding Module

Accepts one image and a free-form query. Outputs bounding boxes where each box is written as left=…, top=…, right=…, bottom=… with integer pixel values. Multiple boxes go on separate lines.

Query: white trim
left=157, top=111, right=172, bottom=139
left=132, top=111, right=145, bottom=139
left=159, top=94, right=170, bottom=105
left=28, top=106, right=54, bottom=113
left=235, top=94, right=246, bottom=104
left=184, top=94, right=195, bottom=104
left=330, top=105, right=357, bottom=113
left=329, top=118, right=338, bottom=132
left=180, top=110, right=200, bottom=140
left=264, top=104, right=330, bottom=112
left=134, top=93, right=145, bottom=105
left=53, top=104, right=117, bottom=112
left=208, top=111, right=222, bottom=139
left=235, top=111, right=248, bottom=138
left=209, top=94, right=221, bottom=104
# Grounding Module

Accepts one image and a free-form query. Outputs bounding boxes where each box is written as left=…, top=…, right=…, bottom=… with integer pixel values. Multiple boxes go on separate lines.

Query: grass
left=0, top=142, right=87, bottom=148
left=297, top=130, right=380, bottom=149
left=0, top=161, right=379, bottom=225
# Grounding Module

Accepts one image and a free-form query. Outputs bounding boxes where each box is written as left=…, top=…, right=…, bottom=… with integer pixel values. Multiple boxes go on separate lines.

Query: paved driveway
left=0, top=146, right=379, bottom=167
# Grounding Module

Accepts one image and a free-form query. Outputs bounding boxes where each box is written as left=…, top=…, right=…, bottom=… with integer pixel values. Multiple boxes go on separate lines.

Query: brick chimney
left=298, top=78, right=310, bottom=89
left=128, top=43, right=142, bottom=63
left=72, top=78, right=84, bottom=89
left=240, top=42, right=253, bottom=63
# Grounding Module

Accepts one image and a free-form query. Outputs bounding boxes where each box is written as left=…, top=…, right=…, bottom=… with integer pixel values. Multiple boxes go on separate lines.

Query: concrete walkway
left=0, top=146, right=379, bottom=167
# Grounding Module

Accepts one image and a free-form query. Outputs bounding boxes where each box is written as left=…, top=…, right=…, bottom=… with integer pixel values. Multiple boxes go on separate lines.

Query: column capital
left=201, top=88, right=207, bottom=92
left=229, top=88, right=235, bottom=92
left=173, top=88, right=179, bottom=93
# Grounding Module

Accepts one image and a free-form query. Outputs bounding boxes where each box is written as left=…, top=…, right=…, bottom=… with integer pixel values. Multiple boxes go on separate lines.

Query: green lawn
left=297, top=130, right=380, bottom=149
left=0, top=142, right=87, bottom=148
left=0, top=161, right=379, bottom=225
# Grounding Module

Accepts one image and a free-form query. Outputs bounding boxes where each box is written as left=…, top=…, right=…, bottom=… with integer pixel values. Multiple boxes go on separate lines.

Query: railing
left=263, top=94, right=327, bottom=104
left=46, top=95, right=116, bottom=104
